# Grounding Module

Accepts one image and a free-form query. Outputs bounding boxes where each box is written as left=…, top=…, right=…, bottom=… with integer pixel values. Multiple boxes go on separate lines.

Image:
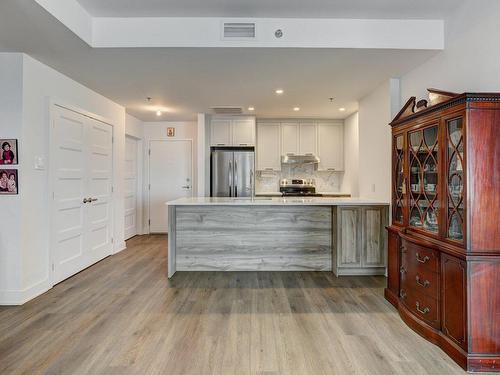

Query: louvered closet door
left=52, top=106, right=113, bottom=284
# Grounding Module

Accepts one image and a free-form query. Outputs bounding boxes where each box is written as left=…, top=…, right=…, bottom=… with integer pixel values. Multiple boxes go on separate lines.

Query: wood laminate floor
left=0, top=235, right=469, bottom=375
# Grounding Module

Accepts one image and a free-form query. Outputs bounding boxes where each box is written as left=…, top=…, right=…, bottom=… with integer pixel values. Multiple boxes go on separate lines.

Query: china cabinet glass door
left=445, top=117, right=465, bottom=241
left=393, top=135, right=405, bottom=224
left=408, top=125, right=439, bottom=234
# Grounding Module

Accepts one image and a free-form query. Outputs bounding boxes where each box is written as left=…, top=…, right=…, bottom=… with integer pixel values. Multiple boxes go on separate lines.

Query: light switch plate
left=34, top=156, right=45, bottom=170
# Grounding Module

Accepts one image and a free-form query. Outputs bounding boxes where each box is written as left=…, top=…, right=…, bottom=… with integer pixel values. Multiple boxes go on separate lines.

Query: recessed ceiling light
left=248, top=106, right=255, bottom=111
left=339, top=107, right=346, bottom=112
left=293, top=107, right=300, bottom=111
left=156, top=110, right=162, bottom=116
left=275, top=89, right=284, bottom=95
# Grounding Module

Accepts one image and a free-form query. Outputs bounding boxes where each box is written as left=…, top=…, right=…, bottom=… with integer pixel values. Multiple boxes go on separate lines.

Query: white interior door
left=86, top=117, right=113, bottom=264
left=124, top=136, right=138, bottom=239
left=149, top=140, right=192, bottom=233
left=52, top=106, right=113, bottom=284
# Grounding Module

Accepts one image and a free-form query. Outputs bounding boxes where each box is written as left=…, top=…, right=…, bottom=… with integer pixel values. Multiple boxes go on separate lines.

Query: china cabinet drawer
left=401, top=240, right=440, bottom=274
left=400, top=264, right=439, bottom=300
left=400, top=287, right=440, bottom=329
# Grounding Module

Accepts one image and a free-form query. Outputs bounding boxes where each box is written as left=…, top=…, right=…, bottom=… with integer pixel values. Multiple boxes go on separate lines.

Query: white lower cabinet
left=333, top=206, right=388, bottom=276
left=257, top=122, right=281, bottom=171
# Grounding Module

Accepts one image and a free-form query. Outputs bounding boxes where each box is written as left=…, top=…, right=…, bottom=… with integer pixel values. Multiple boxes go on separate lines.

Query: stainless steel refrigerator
left=211, top=149, right=255, bottom=197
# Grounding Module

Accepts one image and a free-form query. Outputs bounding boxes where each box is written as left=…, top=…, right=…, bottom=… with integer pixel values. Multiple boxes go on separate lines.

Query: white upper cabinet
left=318, top=123, right=344, bottom=171
left=210, top=119, right=232, bottom=146
left=281, top=123, right=299, bottom=155
left=210, top=117, right=255, bottom=146
left=256, top=122, right=281, bottom=171
left=232, top=118, right=256, bottom=146
left=299, top=123, right=317, bottom=154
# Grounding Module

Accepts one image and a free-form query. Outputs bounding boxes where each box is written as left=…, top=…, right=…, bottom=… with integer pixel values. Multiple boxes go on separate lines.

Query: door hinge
left=149, top=219, right=151, bottom=225
left=111, top=238, right=114, bottom=244
left=111, top=186, right=114, bottom=193
left=148, top=149, right=151, bottom=156
left=52, top=263, right=55, bottom=271
left=149, top=184, right=151, bottom=190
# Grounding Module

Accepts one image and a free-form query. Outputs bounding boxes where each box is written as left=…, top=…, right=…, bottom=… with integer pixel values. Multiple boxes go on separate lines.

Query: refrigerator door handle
left=228, top=160, right=232, bottom=197
left=234, top=159, right=238, bottom=197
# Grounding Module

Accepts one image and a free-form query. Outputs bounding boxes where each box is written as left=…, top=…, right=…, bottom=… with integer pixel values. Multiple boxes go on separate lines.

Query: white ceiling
left=0, top=1, right=450, bottom=121
left=76, top=0, right=462, bottom=19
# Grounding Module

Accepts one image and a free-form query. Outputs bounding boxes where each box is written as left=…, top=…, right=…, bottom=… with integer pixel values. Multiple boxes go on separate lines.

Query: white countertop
left=255, top=191, right=351, bottom=196
left=166, top=197, right=389, bottom=206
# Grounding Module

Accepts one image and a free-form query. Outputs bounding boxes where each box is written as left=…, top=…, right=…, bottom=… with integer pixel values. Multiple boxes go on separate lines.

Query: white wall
left=0, top=53, right=23, bottom=295
left=0, top=53, right=127, bottom=304
left=341, top=112, right=359, bottom=196
left=357, top=80, right=395, bottom=202
left=400, top=0, right=500, bottom=99
left=142, top=121, right=197, bottom=232
left=125, top=113, right=143, bottom=139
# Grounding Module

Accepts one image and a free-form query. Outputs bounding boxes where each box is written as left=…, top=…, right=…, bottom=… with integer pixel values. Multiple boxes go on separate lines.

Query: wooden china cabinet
left=385, top=89, right=500, bottom=372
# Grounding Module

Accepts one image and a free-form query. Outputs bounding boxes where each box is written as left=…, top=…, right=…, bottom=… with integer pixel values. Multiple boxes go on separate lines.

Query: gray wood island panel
left=167, top=197, right=389, bottom=278
left=174, top=205, right=332, bottom=272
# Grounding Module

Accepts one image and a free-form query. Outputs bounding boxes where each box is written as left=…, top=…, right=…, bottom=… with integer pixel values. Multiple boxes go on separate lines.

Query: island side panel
left=167, top=205, right=176, bottom=278
left=175, top=205, right=332, bottom=271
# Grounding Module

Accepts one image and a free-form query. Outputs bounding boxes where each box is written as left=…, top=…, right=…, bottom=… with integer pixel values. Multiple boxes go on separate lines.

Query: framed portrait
left=0, top=169, right=18, bottom=195
left=0, top=139, right=18, bottom=165
left=167, top=127, right=175, bottom=137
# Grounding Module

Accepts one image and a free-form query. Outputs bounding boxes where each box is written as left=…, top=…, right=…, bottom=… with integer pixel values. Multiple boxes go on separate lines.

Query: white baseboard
left=0, top=278, right=51, bottom=305
left=114, top=241, right=127, bottom=254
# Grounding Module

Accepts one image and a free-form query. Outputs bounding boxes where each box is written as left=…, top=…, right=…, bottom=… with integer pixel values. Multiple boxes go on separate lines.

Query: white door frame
left=48, top=99, right=116, bottom=286
left=124, top=134, right=143, bottom=239
left=147, top=139, right=194, bottom=233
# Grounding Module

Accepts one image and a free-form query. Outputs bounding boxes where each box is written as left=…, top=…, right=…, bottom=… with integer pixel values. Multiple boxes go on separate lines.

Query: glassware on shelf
left=446, top=117, right=464, bottom=242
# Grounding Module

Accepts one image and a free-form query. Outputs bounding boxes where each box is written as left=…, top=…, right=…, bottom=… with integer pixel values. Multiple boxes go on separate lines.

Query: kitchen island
left=166, top=197, right=389, bottom=277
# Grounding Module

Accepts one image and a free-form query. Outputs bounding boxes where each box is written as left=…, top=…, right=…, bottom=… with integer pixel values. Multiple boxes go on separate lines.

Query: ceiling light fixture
left=339, top=107, right=346, bottom=112
left=293, top=107, right=300, bottom=111
left=156, top=110, right=162, bottom=116
left=248, top=106, right=255, bottom=111
left=275, top=89, right=284, bottom=95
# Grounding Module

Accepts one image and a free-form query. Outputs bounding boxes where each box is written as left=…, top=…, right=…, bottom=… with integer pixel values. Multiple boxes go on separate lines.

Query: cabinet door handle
left=415, top=275, right=430, bottom=288
left=400, top=290, right=407, bottom=299
left=416, top=252, right=430, bottom=263
left=400, top=266, right=407, bottom=274
left=416, top=302, right=430, bottom=315
left=83, top=198, right=89, bottom=204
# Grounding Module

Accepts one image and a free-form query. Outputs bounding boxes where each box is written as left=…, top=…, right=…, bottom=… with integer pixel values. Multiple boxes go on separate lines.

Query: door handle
left=83, top=198, right=89, bottom=204
left=416, top=275, right=430, bottom=288
left=89, top=197, right=98, bottom=202
left=181, top=185, right=191, bottom=189
left=415, top=302, right=430, bottom=315
left=416, top=253, right=430, bottom=263
left=228, top=160, right=232, bottom=197
left=234, top=159, right=238, bottom=197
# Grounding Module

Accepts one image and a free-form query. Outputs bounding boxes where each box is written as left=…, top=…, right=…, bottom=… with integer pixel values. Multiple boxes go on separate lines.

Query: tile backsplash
left=255, top=164, right=342, bottom=193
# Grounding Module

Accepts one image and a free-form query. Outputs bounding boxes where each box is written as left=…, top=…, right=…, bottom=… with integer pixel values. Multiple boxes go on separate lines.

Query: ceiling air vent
left=223, top=23, right=256, bottom=39
left=211, top=106, right=243, bottom=115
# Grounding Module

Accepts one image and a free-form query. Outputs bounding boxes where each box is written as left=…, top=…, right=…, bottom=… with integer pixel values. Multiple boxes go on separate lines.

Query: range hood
left=281, top=153, right=320, bottom=165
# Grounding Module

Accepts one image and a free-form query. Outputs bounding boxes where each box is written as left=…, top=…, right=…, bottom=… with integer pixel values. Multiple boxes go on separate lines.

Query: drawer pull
left=416, top=302, right=430, bottom=315
left=400, top=266, right=407, bottom=274
left=415, top=275, right=430, bottom=288
left=416, top=252, right=430, bottom=263
left=400, top=290, right=407, bottom=299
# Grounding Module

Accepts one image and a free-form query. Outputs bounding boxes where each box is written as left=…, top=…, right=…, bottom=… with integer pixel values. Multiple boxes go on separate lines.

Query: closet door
left=86, top=117, right=113, bottom=265
left=52, top=106, right=113, bottom=283
left=52, top=106, right=89, bottom=283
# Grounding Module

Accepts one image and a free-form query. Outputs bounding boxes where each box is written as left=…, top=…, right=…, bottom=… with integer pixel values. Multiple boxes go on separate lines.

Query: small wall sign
left=167, top=127, right=175, bottom=137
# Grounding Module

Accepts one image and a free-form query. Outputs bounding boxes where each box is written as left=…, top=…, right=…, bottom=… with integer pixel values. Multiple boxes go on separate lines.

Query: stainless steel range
left=279, top=178, right=323, bottom=197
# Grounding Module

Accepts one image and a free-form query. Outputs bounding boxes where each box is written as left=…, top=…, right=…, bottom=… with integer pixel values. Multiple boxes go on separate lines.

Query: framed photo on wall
left=0, top=139, right=18, bottom=165
left=0, top=169, right=18, bottom=195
